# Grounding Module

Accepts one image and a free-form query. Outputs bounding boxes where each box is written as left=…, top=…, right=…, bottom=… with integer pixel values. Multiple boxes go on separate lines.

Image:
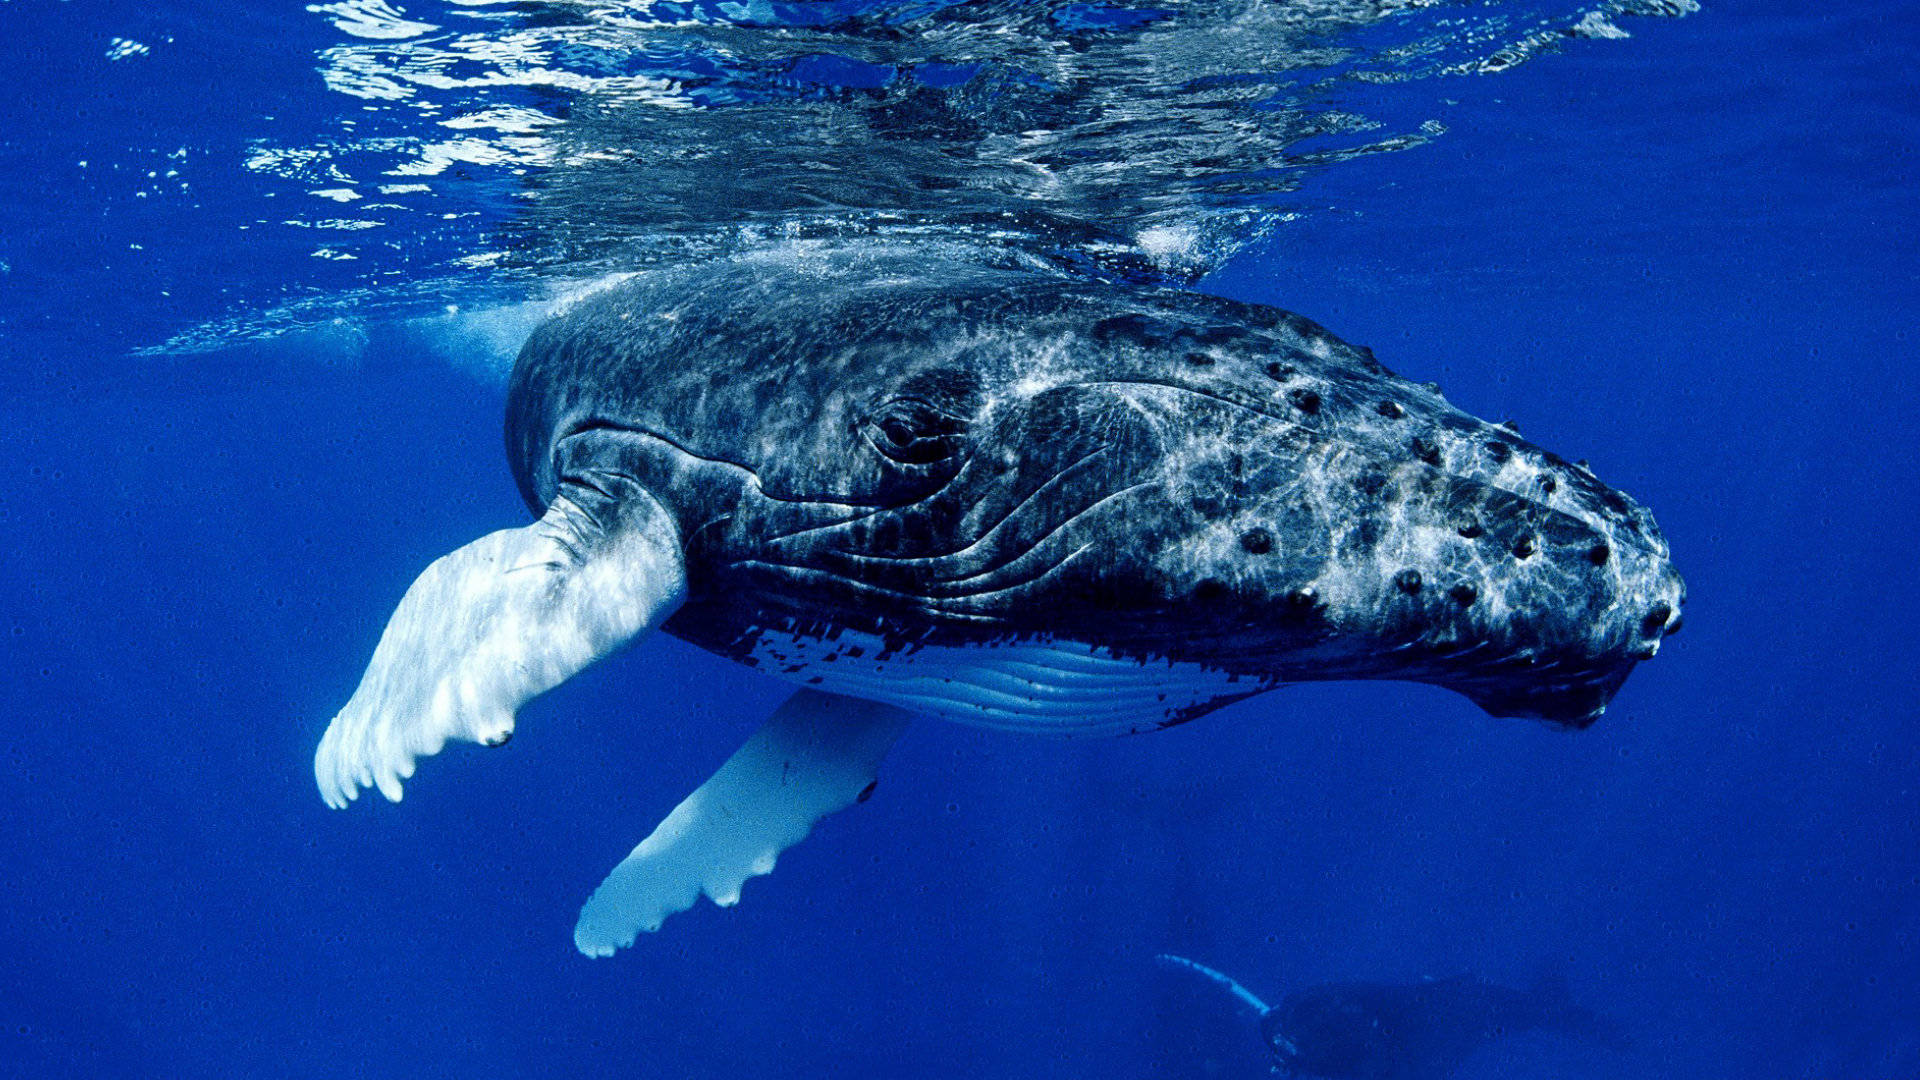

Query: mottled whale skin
left=316, top=241, right=1683, bottom=949
left=510, top=246, right=1681, bottom=729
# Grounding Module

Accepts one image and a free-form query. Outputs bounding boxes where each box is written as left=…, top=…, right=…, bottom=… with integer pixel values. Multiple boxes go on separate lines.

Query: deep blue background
left=3, top=2, right=1915, bottom=1078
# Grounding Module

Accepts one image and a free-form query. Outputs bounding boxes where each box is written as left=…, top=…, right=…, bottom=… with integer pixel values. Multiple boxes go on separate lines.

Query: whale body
left=316, top=244, right=1683, bottom=951
left=1159, top=954, right=1627, bottom=1079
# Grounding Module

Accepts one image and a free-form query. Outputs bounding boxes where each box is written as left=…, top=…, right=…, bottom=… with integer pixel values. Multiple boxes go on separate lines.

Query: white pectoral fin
left=573, top=689, right=912, bottom=956
left=315, top=493, right=685, bottom=809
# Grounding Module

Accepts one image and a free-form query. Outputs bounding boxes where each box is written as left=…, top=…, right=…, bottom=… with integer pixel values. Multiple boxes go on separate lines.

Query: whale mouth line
left=751, top=451, right=1166, bottom=609
left=785, top=445, right=1117, bottom=576
left=779, top=469, right=1164, bottom=603
left=557, top=420, right=888, bottom=511
left=736, top=534, right=1108, bottom=615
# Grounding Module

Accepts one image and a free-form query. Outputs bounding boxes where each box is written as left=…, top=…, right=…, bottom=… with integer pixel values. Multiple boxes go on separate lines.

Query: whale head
left=511, top=248, right=1683, bottom=728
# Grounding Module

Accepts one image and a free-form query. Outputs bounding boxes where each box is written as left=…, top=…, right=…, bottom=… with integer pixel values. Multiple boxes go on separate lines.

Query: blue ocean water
left=1, top=0, right=1914, bottom=1077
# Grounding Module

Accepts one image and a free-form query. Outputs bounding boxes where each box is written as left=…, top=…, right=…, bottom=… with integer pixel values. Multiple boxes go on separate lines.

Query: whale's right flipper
left=1156, top=954, right=1273, bottom=1019
left=574, top=689, right=913, bottom=956
left=315, top=490, right=686, bottom=809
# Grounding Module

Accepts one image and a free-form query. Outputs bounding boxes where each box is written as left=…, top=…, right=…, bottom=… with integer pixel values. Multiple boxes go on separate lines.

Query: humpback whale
left=1157, top=954, right=1627, bottom=1079
left=315, top=243, right=1683, bottom=954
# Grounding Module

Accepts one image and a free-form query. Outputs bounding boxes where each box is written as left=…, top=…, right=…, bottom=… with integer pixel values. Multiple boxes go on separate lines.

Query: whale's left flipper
left=315, top=492, right=686, bottom=808
left=574, top=689, right=912, bottom=956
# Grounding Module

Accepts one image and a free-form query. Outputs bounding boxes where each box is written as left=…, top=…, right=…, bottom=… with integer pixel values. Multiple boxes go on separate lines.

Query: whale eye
left=863, top=398, right=966, bottom=466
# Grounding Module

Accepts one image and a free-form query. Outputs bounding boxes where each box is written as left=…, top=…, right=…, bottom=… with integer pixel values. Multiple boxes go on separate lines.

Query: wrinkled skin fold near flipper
left=574, top=689, right=913, bottom=956
left=315, top=491, right=686, bottom=808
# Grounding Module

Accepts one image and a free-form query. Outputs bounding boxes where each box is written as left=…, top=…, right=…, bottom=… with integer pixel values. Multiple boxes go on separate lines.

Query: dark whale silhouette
left=314, top=242, right=1684, bottom=951
left=1158, top=953, right=1627, bottom=1079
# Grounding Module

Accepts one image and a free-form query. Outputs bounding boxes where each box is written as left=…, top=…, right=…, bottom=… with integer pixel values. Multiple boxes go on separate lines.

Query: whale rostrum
left=317, top=244, right=1683, bottom=951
